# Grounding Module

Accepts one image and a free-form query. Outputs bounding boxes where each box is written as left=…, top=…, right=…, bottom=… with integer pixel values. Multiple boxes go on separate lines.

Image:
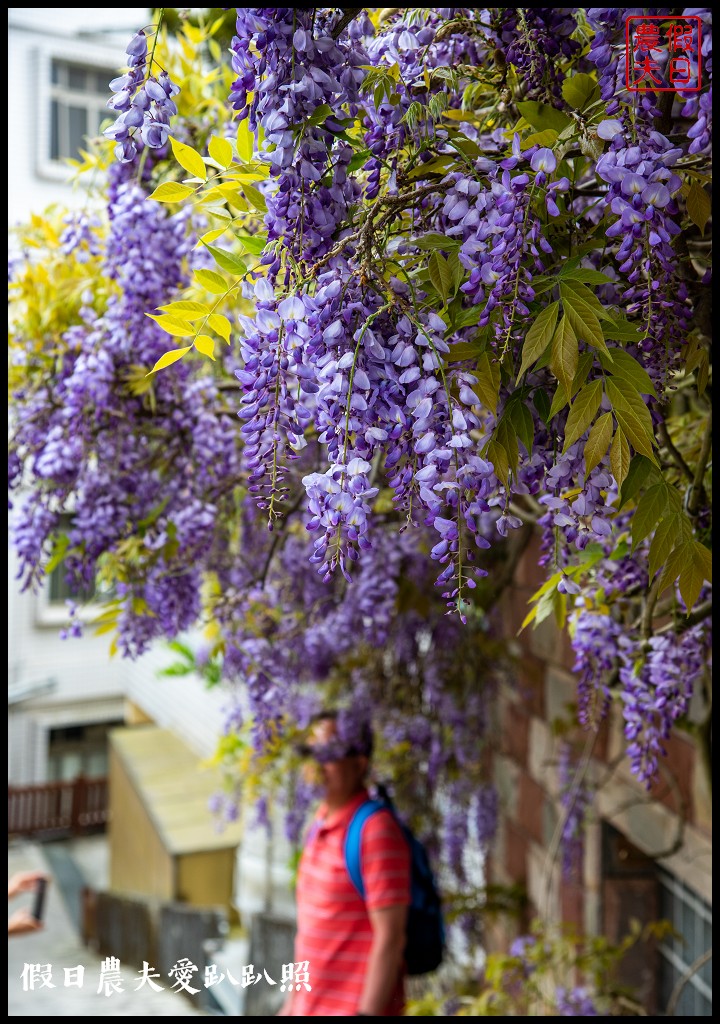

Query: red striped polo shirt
left=290, top=788, right=411, bottom=1017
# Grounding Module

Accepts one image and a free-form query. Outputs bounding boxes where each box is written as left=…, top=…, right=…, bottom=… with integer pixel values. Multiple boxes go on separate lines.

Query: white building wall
left=8, top=8, right=149, bottom=227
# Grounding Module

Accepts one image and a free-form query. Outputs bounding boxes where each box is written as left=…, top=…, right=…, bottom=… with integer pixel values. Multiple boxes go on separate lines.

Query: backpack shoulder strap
left=343, top=799, right=385, bottom=899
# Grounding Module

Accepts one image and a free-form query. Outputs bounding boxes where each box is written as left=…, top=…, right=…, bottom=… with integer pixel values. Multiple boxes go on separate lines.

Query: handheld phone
left=32, top=878, right=47, bottom=922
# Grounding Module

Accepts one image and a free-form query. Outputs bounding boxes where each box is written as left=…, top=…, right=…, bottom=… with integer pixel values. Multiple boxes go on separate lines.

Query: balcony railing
left=8, top=775, right=108, bottom=838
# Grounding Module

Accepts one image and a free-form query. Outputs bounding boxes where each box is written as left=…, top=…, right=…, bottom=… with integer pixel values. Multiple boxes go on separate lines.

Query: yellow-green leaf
left=208, top=135, right=234, bottom=168
left=157, top=300, right=210, bottom=321
left=198, top=228, right=227, bottom=246
left=550, top=314, right=578, bottom=400
left=518, top=301, right=559, bottom=381
left=610, top=428, right=631, bottom=489
left=194, top=335, right=216, bottom=360
left=149, top=346, right=192, bottom=373
left=194, top=268, right=228, bottom=295
left=207, top=313, right=232, bottom=343
left=584, top=412, right=613, bottom=477
left=243, top=183, right=267, bottom=212
left=170, top=137, right=207, bottom=181
left=563, top=379, right=603, bottom=452
left=146, top=314, right=196, bottom=337
left=147, top=181, right=195, bottom=203
left=236, top=119, right=254, bottom=162
left=686, top=181, right=711, bottom=235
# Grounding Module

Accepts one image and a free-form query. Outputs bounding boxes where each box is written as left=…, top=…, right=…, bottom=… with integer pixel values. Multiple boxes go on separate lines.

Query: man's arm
left=356, top=903, right=408, bottom=1016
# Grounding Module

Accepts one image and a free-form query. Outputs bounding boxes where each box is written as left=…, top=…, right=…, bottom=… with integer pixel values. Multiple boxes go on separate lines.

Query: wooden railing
left=8, top=775, right=108, bottom=838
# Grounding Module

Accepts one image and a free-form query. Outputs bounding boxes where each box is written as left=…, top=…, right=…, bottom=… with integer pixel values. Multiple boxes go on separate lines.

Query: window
left=49, top=59, right=114, bottom=162
left=658, top=870, right=712, bottom=1016
left=47, top=721, right=124, bottom=781
left=36, top=513, right=115, bottom=626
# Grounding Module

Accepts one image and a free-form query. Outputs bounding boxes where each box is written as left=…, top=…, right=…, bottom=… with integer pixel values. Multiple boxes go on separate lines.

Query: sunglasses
left=295, top=740, right=369, bottom=763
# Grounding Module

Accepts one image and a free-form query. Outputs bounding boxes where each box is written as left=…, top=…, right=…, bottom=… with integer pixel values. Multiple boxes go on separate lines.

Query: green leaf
left=563, top=379, right=603, bottom=452
left=203, top=243, right=248, bottom=276
left=610, top=428, right=631, bottom=491
left=509, top=401, right=535, bottom=456
left=618, top=453, right=655, bottom=508
left=208, top=135, right=233, bottom=168
left=236, top=119, right=254, bottom=162
left=560, top=285, right=609, bottom=354
left=452, top=305, right=484, bottom=330
left=486, top=439, right=509, bottom=486
left=147, top=181, right=195, bottom=203
left=559, top=267, right=614, bottom=285
left=497, top=417, right=519, bottom=475
left=606, top=376, right=655, bottom=436
left=520, top=128, right=558, bottom=151
left=445, top=340, right=485, bottom=363
left=149, top=346, right=192, bottom=373
left=560, top=280, right=614, bottom=321
left=207, top=313, right=232, bottom=343
left=170, top=137, right=207, bottom=180
left=548, top=381, right=569, bottom=420
left=235, top=233, right=268, bottom=256
left=194, top=268, right=228, bottom=294
left=305, top=102, right=333, bottom=128
left=517, top=301, right=559, bottom=381
left=613, top=406, right=657, bottom=461
left=517, top=101, right=573, bottom=133
left=571, top=351, right=594, bottom=397
left=194, top=335, right=216, bottom=360
left=475, top=352, right=501, bottom=416
left=157, top=300, right=210, bottom=320
left=602, top=318, right=643, bottom=343
left=550, top=314, right=578, bottom=400
left=678, top=541, right=711, bottom=611
left=428, top=251, right=453, bottom=302
left=600, top=349, right=657, bottom=397
left=584, top=413, right=613, bottom=477
left=533, top=388, right=551, bottom=425
left=648, top=514, right=682, bottom=579
left=243, top=183, right=267, bottom=212
left=146, top=314, right=196, bottom=337
left=656, top=543, right=689, bottom=598
left=631, top=483, right=668, bottom=550
left=562, top=72, right=601, bottom=110
left=686, top=182, right=711, bottom=235
left=414, top=233, right=462, bottom=252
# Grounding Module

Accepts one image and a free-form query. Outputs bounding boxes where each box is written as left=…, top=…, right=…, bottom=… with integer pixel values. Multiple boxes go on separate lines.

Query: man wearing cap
left=277, top=712, right=411, bottom=1017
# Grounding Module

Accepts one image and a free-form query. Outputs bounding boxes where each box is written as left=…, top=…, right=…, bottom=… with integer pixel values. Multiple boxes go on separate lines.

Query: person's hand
left=8, top=908, right=43, bottom=936
left=7, top=870, right=49, bottom=900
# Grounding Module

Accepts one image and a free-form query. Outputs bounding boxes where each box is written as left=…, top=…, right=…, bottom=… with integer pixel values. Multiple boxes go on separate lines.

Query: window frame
left=33, top=40, right=122, bottom=182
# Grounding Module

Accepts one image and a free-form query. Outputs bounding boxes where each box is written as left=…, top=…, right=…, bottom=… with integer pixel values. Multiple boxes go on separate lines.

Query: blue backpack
left=343, top=793, right=445, bottom=976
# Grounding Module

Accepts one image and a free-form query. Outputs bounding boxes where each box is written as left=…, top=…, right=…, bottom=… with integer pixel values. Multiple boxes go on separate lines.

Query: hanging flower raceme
left=104, top=29, right=180, bottom=163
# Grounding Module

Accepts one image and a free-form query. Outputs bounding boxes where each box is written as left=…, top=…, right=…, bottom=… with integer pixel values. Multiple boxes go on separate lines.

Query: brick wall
left=486, top=532, right=712, bottom=963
